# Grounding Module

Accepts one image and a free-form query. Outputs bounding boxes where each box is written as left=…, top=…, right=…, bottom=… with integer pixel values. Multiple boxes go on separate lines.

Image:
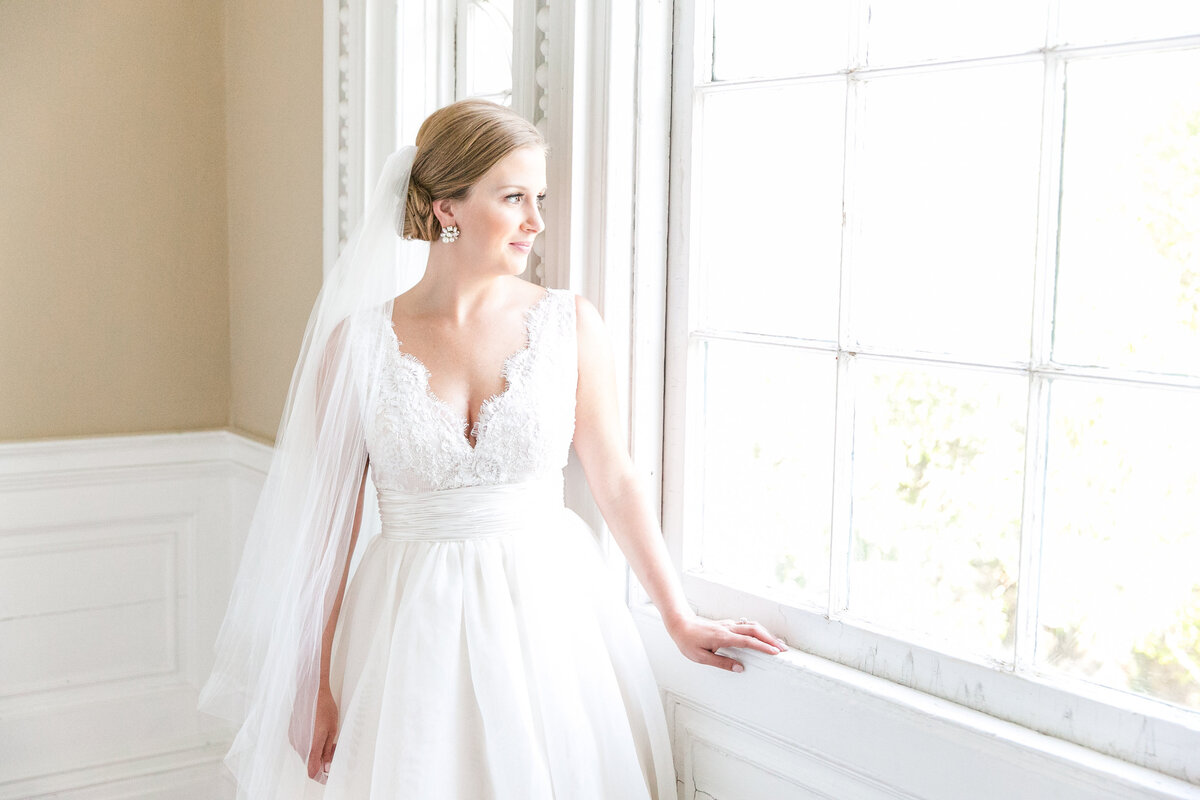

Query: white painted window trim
left=631, top=600, right=1200, bottom=800
left=661, top=0, right=1200, bottom=784
left=455, top=0, right=517, bottom=105
left=323, top=0, right=456, bottom=274
left=528, top=0, right=673, bottom=594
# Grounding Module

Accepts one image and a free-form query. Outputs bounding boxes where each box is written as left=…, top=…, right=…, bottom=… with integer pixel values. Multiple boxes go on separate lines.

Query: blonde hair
left=402, top=99, right=547, bottom=241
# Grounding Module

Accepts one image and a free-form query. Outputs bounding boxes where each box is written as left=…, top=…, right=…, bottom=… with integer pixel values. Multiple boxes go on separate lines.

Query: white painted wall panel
left=0, top=526, right=180, bottom=697
left=672, top=701, right=918, bottom=800
left=688, top=742, right=833, bottom=800
left=0, top=532, right=172, bottom=618
left=0, top=431, right=267, bottom=800
left=0, top=599, right=174, bottom=693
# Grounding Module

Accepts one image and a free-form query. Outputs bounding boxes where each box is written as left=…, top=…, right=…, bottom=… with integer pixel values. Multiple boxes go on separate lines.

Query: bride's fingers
left=706, top=622, right=780, bottom=654
left=307, top=732, right=329, bottom=779
left=321, top=738, right=337, bottom=777
left=691, top=647, right=744, bottom=673
left=726, top=632, right=783, bottom=655
left=692, top=623, right=774, bottom=655
left=734, top=620, right=788, bottom=650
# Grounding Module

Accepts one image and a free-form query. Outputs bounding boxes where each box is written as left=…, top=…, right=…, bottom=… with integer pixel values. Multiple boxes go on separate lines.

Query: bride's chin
left=502, top=255, right=530, bottom=275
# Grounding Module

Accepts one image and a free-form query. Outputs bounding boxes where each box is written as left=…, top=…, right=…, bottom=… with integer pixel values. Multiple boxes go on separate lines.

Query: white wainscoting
left=633, top=607, right=1200, bottom=800
left=0, top=431, right=268, bottom=800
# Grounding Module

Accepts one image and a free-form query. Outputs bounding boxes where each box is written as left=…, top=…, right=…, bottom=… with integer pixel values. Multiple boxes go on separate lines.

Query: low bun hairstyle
left=401, top=99, right=547, bottom=242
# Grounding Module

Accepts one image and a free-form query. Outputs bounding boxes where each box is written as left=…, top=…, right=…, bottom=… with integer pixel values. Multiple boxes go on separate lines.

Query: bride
left=201, top=98, right=786, bottom=799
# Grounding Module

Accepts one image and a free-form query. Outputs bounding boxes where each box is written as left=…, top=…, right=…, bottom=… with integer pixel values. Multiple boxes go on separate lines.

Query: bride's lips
left=509, top=242, right=532, bottom=253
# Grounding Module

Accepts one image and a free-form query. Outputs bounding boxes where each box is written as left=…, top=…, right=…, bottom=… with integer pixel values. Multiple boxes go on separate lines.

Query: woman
left=201, top=99, right=786, bottom=800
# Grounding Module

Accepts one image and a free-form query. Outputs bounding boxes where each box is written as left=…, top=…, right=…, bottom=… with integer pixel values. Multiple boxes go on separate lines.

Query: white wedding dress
left=304, top=288, right=676, bottom=799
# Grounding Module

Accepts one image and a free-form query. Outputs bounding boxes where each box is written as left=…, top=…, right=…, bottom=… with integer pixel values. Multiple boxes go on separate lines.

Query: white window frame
left=455, top=0, right=516, bottom=105
left=323, top=0, right=456, bottom=274
left=661, top=0, right=1200, bottom=782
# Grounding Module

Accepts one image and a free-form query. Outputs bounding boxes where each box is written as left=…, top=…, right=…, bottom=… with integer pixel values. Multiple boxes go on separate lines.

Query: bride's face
left=438, top=146, right=547, bottom=275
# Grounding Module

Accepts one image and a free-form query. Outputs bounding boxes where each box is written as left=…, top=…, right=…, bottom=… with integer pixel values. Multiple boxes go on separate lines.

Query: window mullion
left=828, top=6, right=865, bottom=614
left=828, top=352, right=856, bottom=617
left=1014, top=36, right=1067, bottom=674
left=1015, top=373, right=1051, bottom=672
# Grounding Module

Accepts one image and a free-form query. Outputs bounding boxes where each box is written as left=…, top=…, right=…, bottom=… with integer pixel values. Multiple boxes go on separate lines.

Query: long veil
left=199, top=146, right=428, bottom=797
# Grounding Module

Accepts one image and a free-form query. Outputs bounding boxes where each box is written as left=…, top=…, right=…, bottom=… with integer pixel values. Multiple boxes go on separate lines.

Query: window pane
left=847, top=359, right=1027, bottom=662
left=1057, top=0, right=1200, bottom=47
left=866, top=0, right=1048, bottom=67
left=700, top=82, right=845, bottom=341
left=1053, top=49, right=1200, bottom=377
left=462, top=0, right=513, bottom=103
left=712, top=0, right=848, bottom=81
left=851, top=63, right=1042, bottom=362
left=1039, top=380, right=1200, bottom=711
left=696, top=339, right=836, bottom=607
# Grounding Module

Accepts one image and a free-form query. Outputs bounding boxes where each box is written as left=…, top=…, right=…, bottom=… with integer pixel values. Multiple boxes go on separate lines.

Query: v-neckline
left=385, top=289, right=553, bottom=451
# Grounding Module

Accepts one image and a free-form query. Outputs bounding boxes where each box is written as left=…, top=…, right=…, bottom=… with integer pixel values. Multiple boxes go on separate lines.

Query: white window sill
left=630, top=603, right=1200, bottom=800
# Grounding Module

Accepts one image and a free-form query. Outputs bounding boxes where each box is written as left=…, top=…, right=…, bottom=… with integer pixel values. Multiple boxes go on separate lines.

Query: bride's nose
left=523, top=203, right=544, bottom=234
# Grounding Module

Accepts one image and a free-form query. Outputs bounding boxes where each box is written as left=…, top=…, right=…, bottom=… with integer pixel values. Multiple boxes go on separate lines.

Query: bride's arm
left=300, top=457, right=370, bottom=782
left=319, top=458, right=370, bottom=689
left=571, top=295, right=786, bottom=672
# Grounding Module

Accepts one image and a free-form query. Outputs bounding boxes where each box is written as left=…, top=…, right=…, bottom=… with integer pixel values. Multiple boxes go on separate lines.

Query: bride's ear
left=432, top=198, right=456, bottom=229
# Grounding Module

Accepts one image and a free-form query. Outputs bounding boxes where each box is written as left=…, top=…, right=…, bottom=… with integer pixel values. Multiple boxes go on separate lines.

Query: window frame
left=323, top=0, right=456, bottom=274
left=454, top=0, right=516, bottom=105
left=661, top=0, right=1200, bottom=781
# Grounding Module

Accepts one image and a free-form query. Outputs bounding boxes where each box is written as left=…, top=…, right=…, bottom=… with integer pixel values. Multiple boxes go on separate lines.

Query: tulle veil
left=198, top=146, right=429, bottom=797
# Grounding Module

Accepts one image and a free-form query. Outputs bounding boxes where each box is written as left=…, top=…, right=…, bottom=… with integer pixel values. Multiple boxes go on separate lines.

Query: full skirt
left=302, top=503, right=675, bottom=799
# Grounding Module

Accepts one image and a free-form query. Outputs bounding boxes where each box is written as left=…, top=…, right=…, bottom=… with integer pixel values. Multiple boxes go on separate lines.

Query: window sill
left=630, top=603, right=1200, bottom=799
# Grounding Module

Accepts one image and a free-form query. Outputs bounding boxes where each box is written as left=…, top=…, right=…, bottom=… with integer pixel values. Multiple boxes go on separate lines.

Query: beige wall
left=0, top=0, right=323, bottom=443
left=225, top=0, right=323, bottom=441
left=0, top=0, right=230, bottom=440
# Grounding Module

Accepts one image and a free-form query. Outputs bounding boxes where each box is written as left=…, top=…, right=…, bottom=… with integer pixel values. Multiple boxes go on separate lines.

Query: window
left=665, top=0, right=1200, bottom=774
left=456, top=0, right=514, bottom=104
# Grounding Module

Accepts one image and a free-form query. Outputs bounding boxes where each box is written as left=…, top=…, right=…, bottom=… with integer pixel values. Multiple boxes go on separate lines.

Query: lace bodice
left=364, top=288, right=578, bottom=492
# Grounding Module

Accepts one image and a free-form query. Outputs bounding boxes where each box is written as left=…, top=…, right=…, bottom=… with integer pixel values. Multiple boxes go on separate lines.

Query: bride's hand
left=666, top=613, right=788, bottom=673
left=290, top=686, right=340, bottom=783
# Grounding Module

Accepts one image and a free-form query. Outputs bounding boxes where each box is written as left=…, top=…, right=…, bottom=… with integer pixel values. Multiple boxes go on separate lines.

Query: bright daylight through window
left=457, top=0, right=514, bottom=105
left=670, top=0, right=1200, bottom=733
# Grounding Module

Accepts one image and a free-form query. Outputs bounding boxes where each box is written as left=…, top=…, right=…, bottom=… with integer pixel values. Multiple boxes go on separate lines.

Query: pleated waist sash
left=377, top=475, right=565, bottom=542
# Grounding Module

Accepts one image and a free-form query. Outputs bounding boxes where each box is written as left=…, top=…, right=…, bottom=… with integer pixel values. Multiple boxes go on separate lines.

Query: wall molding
left=669, top=697, right=920, bottom=800
left=0, top=430, right=265, bottom=488
left=323, top=0, right=358, bottom=270
left=512, top=0, right=551, bottom=284
left=323, top=0, right=456, bottom=276
left=9, top=741, right=233, bottom=800
left=0, top=430, right=270, bottom=800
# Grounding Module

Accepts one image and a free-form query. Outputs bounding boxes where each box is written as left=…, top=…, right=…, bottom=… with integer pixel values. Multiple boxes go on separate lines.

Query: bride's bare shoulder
left=508, top=275, right=550, bottom=309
